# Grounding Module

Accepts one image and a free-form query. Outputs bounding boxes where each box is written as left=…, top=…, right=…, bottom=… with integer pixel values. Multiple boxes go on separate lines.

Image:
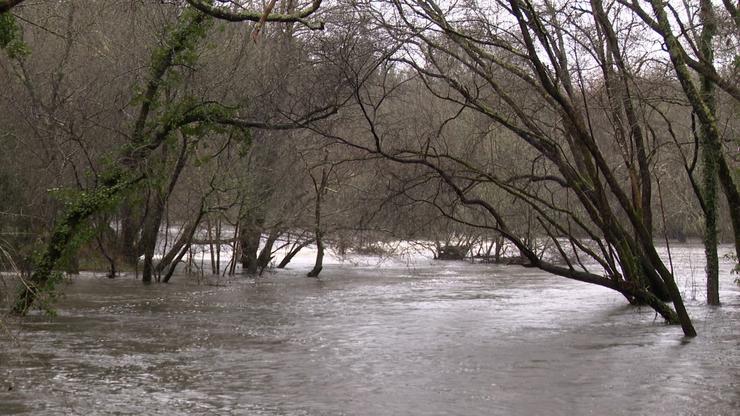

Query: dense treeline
left=0, top=0, right=737, bottom=336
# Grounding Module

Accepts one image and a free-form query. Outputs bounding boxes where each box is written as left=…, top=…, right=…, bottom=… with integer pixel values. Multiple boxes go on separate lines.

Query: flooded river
left=1, top=246, right=738, bottom=415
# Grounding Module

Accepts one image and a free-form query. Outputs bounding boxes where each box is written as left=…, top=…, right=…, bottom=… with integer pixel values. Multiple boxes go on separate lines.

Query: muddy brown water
left=1, top=247, right=738, bottom=415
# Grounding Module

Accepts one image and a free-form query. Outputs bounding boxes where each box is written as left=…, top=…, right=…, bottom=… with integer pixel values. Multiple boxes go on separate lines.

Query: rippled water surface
left=1, top=246, right=738, bottom=415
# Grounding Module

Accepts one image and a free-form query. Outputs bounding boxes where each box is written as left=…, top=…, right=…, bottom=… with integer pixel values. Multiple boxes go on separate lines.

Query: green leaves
left=0, top=12, right=29, bottom=59
left=138, top=7, right=213, bottom=106
left=237, top=127, right=252, bottom=157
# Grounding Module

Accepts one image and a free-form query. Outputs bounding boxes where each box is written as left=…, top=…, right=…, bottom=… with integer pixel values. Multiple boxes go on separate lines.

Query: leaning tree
left=324, top=0, right=718, bottom=336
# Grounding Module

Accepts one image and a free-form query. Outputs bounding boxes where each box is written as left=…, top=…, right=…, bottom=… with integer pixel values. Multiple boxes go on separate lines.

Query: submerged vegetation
left=0, top=0, right=737, bottom=338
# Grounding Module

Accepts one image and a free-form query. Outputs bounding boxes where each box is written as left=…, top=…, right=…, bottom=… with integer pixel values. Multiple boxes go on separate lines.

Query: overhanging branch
left=186, top=0, right=324, bottom=30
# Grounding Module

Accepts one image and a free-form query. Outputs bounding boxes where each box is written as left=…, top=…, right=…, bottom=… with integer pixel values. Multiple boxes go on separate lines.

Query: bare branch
left=186, top=0, right=324, bottom=30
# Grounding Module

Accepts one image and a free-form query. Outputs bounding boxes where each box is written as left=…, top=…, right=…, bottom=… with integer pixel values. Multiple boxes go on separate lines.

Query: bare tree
left=326, top=0, right=703, bottom=335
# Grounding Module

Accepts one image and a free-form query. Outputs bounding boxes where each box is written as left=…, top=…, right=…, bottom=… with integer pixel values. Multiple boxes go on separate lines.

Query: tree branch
left=185, top=0, right=324, bottom=30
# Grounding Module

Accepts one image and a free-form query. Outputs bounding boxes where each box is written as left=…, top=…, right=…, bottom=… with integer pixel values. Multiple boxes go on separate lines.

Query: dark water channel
left=1, top=251, right=738, bottom=415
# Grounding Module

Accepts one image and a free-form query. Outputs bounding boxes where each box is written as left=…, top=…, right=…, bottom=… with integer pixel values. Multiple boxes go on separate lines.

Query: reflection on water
left=1, top=246, right=738, bottom=415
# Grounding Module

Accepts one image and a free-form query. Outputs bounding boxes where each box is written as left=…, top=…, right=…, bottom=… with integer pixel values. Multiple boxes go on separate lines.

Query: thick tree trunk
left=700, top=171, right=721, bottom=305
left=307, top=236, right=323, bottom=278
left=94, top=224, right=116, bottom=278
left=257, top=229, right=281, bottom=273
left=240, top=217, right=262, bottom=275
left=638, top=252, right=672, bottom=302
left=140, top=194, right=164, bottom=283
left=119, top=201, right=142, bottom=266
left=699, top=0, right=720, bottom=305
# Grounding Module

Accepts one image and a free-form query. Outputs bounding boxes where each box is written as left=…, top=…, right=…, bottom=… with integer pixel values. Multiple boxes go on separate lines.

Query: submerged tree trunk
left=141, top=136, right=189, bottom=283
left=699, top=0, right=720, bottom=305
left=95, top=232, right=116, bottom=279
left=118, top=201, right=142, bottom=267
left=307, top=188, right=324, bottom=277
left=277, top=236, right=313, bottom=269
left=162, top=245, right=190, bottom=283
left=307, top=162, right=329, bottom=278
left=306, top=234, right=324, bottom=278
left=240, top=216, right=263, bottom=275
left=156, top=201, right=207, bottom=280
left=643, top=0, right=740, bottom=307
left=140, top=195, right=163, bottom=283
left=257, top=229, right=281, bottom=274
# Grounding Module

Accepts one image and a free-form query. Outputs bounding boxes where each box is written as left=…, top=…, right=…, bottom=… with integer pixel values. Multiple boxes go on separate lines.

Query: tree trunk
left=307, top=191, right=324, bottom=278
left=94, top=222, right=116, bottom=279
left=240, top=217, right=262, bottom=275
left=717, top=155, right=740, bottom=263
left=257, top=229, right=281, bottom=273
left=307, top=236, right=323, bottom=278
left=118, top=201, right=142, bottom=267
left=699, top=0, right=720, bottom=305
left=140, top=193, right=164, bottom=283
left=13, top=175, right=134, bottom=314
left=162, top=243, right=191, bottom=283
left=277, top=237, right=313, bottom=268
left=155, top=199, right=207, bottom=281
left=206, top=217, right=216, bottom=275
